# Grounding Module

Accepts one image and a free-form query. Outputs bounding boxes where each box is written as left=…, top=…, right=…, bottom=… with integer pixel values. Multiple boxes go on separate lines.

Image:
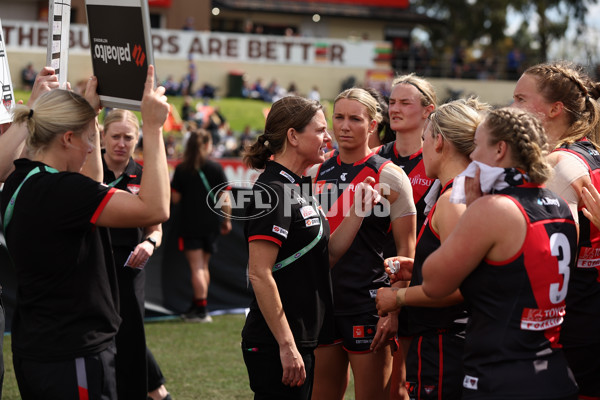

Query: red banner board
left=148, top=0, right=172, bottom=7
left=289, top=0, right=408, bottom=9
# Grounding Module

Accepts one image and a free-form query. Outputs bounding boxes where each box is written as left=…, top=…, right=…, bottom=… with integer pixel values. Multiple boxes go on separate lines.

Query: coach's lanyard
left=108, top=175, right=124, bottom=188
left=198, top=169, right=216, bottom=204
left=272, top=203, right=323, bottom=273
left=3, top=165, right=59, bottom=231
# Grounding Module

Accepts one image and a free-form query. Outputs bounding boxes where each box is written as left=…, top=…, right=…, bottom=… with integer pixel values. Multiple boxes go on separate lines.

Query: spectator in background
left=181, top=96, right=194, bottom=122
left=182, top=16, right=195, bottom=31
left=162, top=75, right=181, bottom=96
left=287, top=82, right=299, bottom=96
left=307, top=86, right=320, bottom=102
left=181, top=57, right=197, bottom=97
left=21, top=63, right=37, bottom=90
left=506, top=47, right=525, bottom=80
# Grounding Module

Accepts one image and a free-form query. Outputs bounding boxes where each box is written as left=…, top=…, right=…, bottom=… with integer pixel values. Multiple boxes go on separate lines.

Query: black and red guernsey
left=376, top=142, right=434, bottom=229
left=314, top=152, right=392, bottom=315
left=459, top=183, right=578, bottom=399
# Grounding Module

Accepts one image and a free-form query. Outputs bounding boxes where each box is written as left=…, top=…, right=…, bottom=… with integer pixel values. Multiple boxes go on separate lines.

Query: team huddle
left=0, top=58, right=599, bottom=400
left=241, top=61, right=600, bottom=400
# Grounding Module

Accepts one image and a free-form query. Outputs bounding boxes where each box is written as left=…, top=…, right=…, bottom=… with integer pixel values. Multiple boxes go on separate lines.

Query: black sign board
left=85, top=0, right=154, bottom=110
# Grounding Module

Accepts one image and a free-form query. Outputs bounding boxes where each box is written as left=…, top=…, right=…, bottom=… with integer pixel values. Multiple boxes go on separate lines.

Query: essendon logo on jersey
left=463, top=375, right=479, bottom=390
left=127, top=184, right=140, bottom=195
left=424, top=385, right=436, bottom=395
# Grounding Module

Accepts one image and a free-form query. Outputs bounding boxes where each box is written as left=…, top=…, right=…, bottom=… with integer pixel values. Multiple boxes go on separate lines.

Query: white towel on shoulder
left=449, top=161, right=523, bottom=204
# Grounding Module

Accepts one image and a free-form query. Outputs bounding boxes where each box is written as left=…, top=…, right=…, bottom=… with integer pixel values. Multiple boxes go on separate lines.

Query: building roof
left=212, top=0, right=440, bottom=24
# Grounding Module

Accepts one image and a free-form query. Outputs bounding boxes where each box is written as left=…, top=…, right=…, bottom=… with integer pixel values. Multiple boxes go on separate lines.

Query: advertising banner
left=85, top=0, right=154, bottom=110
left=0, top=18, right=14, bottom=124
left=2, top=20, right=386, bottom=69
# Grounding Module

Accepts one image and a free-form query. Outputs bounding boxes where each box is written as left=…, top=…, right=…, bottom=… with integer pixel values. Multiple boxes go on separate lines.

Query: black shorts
left=241, top=342, right=315, bottom=400
left=13, top=344, right=117, bottom=400
left=320, top=311, right=390, bottom=353
left=406, top=330, right=465, bottom=400
left=562, top=339, right=600, bottom=397
left=178, top=234, right=218, bottom=254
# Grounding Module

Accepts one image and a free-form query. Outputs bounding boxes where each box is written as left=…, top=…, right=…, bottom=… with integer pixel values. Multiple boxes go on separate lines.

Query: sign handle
left=47, top=0, right=72, bottom=88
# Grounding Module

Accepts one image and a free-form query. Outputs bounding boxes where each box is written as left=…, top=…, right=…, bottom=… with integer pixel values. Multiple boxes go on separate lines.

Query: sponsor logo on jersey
left=272, top=225, right=289, bottom=238
left=340, top=172, right=348, bottom=181
left=520, top=306, right=565, bottom=331
left=127, top=184, right=140, bottom=195
left=300, top=205, right=317, bottom=219
left=537, top=196, right=560, bottom=207
left=410, top=174, right=432, bottom=187
left=369, top=289, right=378, bottom=298
left=319, top=165, right=336, bottom=175
left=463, top=375, right=479, bottom=390
left=424, top=385, right=436, bottom=395
left=577, top=246, right=600, bottom=268
left=305, top=218, right=320, bottom=227
left=279, top=170, right=295, bottom=183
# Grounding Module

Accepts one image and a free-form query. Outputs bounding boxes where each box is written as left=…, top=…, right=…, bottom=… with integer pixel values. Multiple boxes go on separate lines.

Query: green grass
left=1, top=313, right=356, bottom=399
left=14, top=90, right=333, bottom=137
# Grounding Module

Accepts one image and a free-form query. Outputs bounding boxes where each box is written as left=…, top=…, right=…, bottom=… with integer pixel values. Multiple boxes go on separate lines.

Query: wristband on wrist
left=396, top=288, right=407, bottom=308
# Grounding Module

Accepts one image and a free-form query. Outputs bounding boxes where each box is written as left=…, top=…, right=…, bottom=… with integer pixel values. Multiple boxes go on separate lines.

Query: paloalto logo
left=93, top=38, right=145, bottom=67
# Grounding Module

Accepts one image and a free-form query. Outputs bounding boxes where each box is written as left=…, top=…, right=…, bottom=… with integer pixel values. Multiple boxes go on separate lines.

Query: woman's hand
left=582, top=185, right=600, bottom=230
left=279, top=343, right=306, bottom=387
left=83, top=75, right=102, bottom=115
left=465, top=165, right=483, bottom=207
left=370, top=312, right=397, bottom=352
left=125, top=240, right=155, bottom=268
left=140, top=65, right=169, bottom=132
left=384, top=256, right=414, bottom=283
left=375, top=287, right=400, bottom=317
left=353, top=176, right=381, bottom=216
left=26, top=67, right=60, bottom=107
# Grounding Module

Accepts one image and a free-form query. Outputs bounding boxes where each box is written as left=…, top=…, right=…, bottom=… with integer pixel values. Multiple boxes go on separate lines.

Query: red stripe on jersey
left=78, top=387, right=89, bottom=400
left=326, top=166, right=378, bottom=232
left=406, top=159, right=433, bottom=205
left=248, top=235, right=282, bottom=247
left=90, top=187, right=117, bottom=225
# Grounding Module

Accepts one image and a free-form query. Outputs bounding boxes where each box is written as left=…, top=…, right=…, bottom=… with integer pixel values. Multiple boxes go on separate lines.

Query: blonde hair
left=427, top=97, right=490, bottom=157
left=103, top=109, right=140, bottom=137
left=334, top=87, right=383, bottom=124
left=392, top=73, right=438, bottom=108
left=12, top=89, right=95, bottom=155
left=484, top=107, right=552, bottom=183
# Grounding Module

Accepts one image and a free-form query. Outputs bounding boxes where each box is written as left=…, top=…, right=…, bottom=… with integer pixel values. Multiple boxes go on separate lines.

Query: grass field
left=14, top=90, right=334, bottom=137
left=1, top=314, right=357, bottom=399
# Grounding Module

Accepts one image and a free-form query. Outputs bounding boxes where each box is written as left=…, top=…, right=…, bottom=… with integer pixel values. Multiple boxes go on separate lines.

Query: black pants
left=14, top=344, right=117, bottom=400
left=242, top=342, right=315, bottom=400
left=114, top=248, right=167, bottom=398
